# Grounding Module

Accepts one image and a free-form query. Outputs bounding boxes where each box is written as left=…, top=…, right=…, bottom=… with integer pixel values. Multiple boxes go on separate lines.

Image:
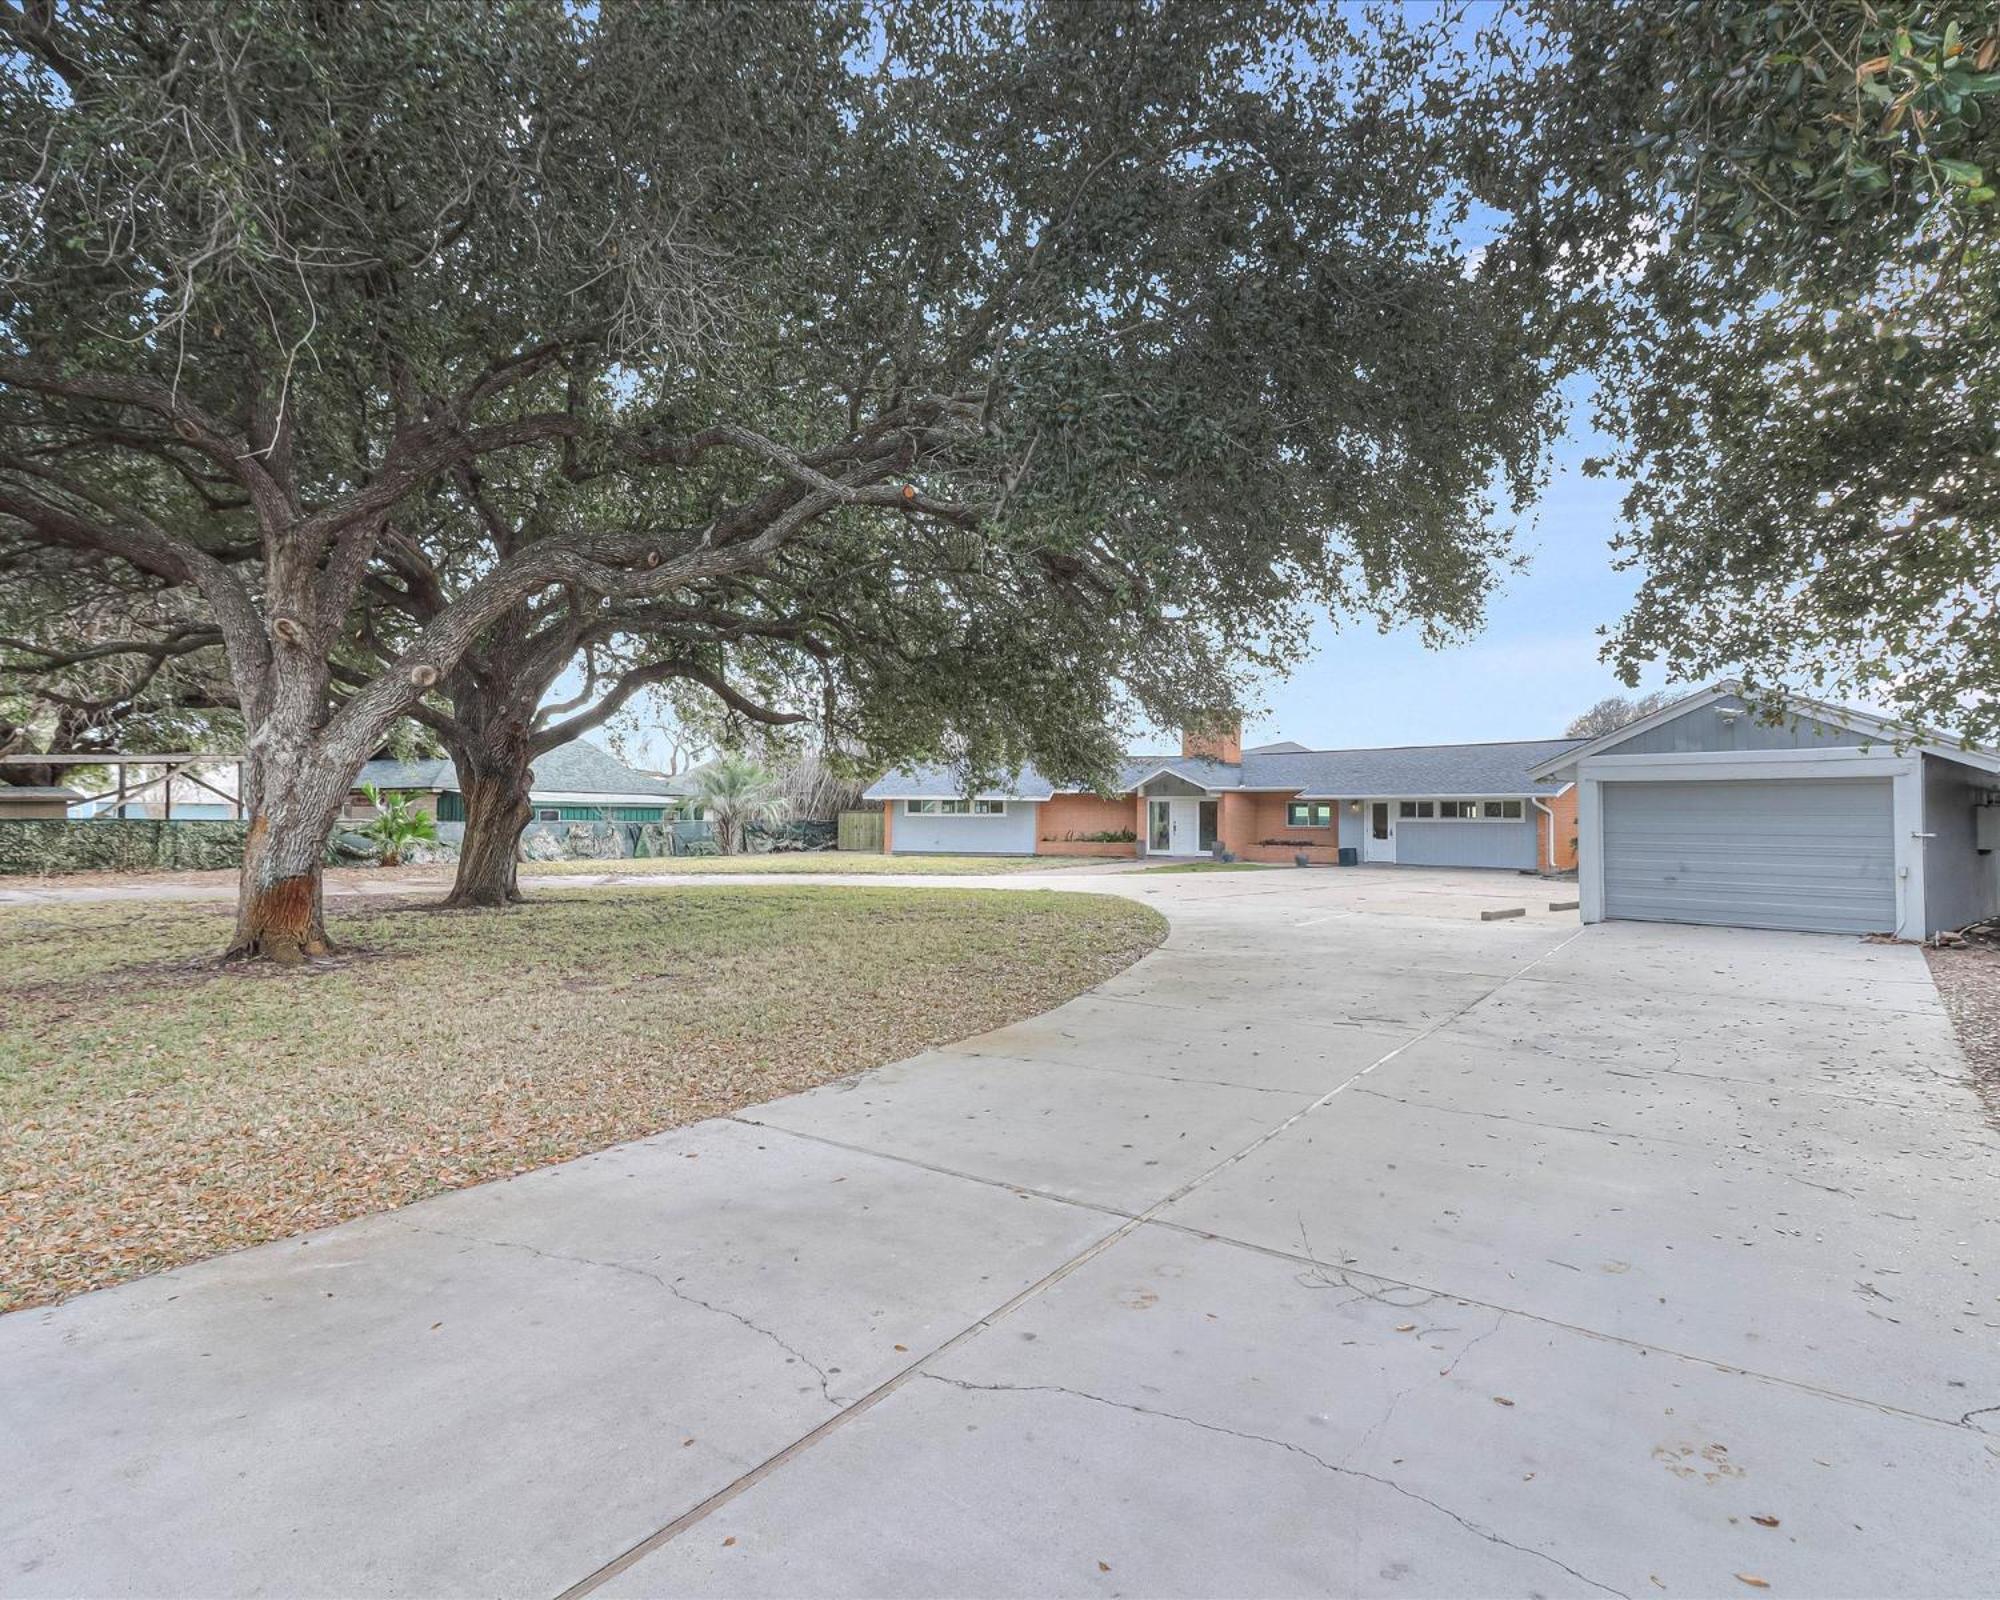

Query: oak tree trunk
left=228, top=811, right=334, bottom=963
left=443, top=744, right=533, bottom=908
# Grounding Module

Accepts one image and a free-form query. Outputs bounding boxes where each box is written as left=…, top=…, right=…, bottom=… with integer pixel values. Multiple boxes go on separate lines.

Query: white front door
left=1363, top=800, right=1396, bottom=862
left=1147, top=797, right=1203, bottom=855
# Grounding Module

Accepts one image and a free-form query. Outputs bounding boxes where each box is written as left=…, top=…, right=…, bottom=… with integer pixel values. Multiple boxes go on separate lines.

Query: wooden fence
left=836, top=807, right=885, bottom=853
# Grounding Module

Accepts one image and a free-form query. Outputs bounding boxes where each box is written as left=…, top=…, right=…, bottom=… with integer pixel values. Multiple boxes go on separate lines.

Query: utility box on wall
left=1977, top=804, right=2000, bottom=853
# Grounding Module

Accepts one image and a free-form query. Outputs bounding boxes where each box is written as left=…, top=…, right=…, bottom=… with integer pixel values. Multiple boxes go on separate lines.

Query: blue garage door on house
left=1601, top=777, right=1896, bottom=934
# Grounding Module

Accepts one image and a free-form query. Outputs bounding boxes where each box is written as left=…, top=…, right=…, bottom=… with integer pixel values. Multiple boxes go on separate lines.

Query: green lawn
left=523, top=852, right=1098, bottom=877
left=0, top=886, right=1165, bottom=1310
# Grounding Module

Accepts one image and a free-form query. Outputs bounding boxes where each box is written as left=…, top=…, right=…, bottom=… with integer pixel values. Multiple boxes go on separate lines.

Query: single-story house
left=0, top=785, right=85, bottom=819
left=1530, top=681, right=2000, bottom=939
left=863, top=722, right=1583, bottom=871
left=347, top=739, right=689, bottom=839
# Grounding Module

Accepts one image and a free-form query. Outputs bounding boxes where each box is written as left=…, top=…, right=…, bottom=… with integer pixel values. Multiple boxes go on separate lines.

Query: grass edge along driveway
left=521, top=852, right=1104, bottom=877
left=1, top=885, right=1166, bottom=1311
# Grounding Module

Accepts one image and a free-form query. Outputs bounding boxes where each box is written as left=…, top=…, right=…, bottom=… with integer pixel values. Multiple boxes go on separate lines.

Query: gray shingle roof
left=862, top=763, right=1059, bottom=801
left=1115, top=754, right=1246, bottom=790
left=1242, top=738, right=1584, bottom=798
left=863, top=736, right=1583, bottom=802
left=355, top=739, right=680, bottom=800
left=352, top=755, right=454, bottom=792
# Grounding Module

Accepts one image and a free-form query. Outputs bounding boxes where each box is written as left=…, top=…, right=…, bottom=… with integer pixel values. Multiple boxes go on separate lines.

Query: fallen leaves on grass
left=1, top=886, right=1165, bottom=1310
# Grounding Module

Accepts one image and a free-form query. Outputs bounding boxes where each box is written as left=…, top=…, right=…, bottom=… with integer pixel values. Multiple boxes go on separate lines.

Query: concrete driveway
left=4, top=867, right=1996, bottom=1597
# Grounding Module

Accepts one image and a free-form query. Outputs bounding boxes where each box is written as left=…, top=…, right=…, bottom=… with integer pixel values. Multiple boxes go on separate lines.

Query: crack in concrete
left=925, top=1373, right=1631, bottom=1598
left=1441, top=1307, right=1509, bottom=1379
left=1960, top=1403, right=2000, bottom=1430
left=397, top=1221, right=839, bottom=1406
left=958, top=1045, right=1318, bottom=1098
left=1149, top=1216, right=1984, bottom=1433
left=1346, top=1085, right=1936, bottom=1203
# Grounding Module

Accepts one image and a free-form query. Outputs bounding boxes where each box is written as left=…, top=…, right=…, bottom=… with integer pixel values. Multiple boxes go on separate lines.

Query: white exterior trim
left=867, top=789, right=1044, bottom=802
left=1292, top=789, right=1557, bottom=801
left=517, top=789, right=680, bottom=806
left=1124, top=764, right=1225, bottom=794
left=1574, top=747, right=1925, bottom=939
left=1578, top=748, right=1912, bottom=782
left=903, top=798, right=1008, bottom=817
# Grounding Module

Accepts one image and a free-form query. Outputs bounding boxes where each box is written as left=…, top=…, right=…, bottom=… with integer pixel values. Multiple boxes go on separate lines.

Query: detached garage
left=1533, top=683, right=2000, bottom=940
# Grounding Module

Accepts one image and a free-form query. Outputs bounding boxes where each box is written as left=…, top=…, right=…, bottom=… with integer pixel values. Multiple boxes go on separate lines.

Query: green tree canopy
left=0, top=0, right=1564, bottom=956
left=1503, top=2, right=2000, bottom=740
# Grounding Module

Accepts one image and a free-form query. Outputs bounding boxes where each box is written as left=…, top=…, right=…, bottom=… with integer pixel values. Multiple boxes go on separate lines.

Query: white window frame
left=905, top=798, right=1006, bottom=817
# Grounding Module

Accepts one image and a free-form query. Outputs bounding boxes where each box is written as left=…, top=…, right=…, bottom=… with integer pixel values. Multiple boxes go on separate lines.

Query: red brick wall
left=1222, top=791, right=1344, bottom=864
left=1539, top=786, right=1579, bottom=871
left=1181, top=719, right=1243, bottom=764
left=1037, top=793, right=1139, bottom=857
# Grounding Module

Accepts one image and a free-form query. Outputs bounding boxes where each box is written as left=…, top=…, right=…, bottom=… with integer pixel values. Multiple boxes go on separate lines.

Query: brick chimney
left=1181, top=715, right=1242, bottom=765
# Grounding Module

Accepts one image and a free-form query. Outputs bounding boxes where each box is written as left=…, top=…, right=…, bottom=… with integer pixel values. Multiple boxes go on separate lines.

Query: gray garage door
left=1601, top=778, right=1896, bottom=934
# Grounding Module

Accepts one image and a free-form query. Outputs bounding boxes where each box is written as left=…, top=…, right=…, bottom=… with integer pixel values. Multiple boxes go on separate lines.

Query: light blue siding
left=1337, top=803, right=1362, bottom=851
left=1601, top=778, right=1895, bottom=934
left=1612, top=696, right=1877, bottom=756
left=892, top=801, right=1040, bottom=855
left=1922, top=756, right=2000, bottom=934
left=1395, top=817, right=1537, bottom=869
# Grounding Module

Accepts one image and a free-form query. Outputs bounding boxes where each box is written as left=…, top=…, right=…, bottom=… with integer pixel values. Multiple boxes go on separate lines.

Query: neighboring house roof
left=0, top=785, right=84, bottom=802
left=635, top=765, right=706, bottom=799
left=1527, top=680, right=2000, bottom=781
left=353, top=755, right=455, bottom=792
left=354, top=739, right=682, bottom=801
left=863, top=736, right=1584, bottom=802
left=1244, top=740, right=1308, bottom=754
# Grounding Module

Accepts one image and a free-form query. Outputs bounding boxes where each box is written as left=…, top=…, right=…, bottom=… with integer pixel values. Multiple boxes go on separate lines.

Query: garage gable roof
left=1530, top=681, right=2000, bottom=780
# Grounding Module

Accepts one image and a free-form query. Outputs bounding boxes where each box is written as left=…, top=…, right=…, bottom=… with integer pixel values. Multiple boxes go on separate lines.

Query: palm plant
left=688, top=753, right=789, bottom=855
left=358, top=783, right=439, bottom=867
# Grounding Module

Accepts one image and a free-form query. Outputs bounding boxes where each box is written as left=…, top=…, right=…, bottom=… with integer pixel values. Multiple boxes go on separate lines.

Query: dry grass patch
left=523, top=852, right=1098, bottom=877
left=1, top=885, right=1165, bottom=1310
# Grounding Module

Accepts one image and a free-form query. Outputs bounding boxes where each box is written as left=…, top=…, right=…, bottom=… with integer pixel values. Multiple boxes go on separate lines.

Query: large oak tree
left=1503, top=2, right=2000, bottom=741
left=2, top=0, right=1561, bottom=958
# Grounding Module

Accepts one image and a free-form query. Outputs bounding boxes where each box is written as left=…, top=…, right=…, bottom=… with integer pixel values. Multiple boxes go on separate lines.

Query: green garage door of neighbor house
left=1600, top=777, right=1897, bottom=935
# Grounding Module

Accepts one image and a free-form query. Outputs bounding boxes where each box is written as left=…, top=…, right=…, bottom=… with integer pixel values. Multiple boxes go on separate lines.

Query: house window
left=536, top=808, right=560, bottom=821
left=1484, top=799, right=1524, bottom=819
left=907, top=799, right=1005, bottom=816
left=1438, top=800, right=1476, bottom=819
left=1398, top=800, right=1435, bottom=819
left=1286, top=801, right=1334, bottom=828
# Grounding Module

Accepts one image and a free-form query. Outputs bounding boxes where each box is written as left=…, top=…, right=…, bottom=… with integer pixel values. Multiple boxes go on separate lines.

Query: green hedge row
left=0, top=820, right=390, bottom=875
left=0, top=819, right=254, bottom=875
